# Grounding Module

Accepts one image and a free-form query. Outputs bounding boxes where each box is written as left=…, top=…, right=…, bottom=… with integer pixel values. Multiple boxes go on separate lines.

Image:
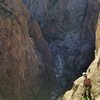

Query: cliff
left=0, top=0, right=100, bottom=100
left=63, top=12, right=100, bottom=100
left=23, top=0, right=99, bottom=99
left=23, top=0, right=97, bottom=72
left=0, top=0, right=47, bottom=100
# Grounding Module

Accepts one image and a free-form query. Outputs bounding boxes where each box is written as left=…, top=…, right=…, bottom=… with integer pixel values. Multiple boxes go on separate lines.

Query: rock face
left=0, top=0, right=99, bottom=100
left=0, top=0, right=47, bottom=100
left=23, top=0, right=97, bottom=72
left=23, top=0, right=99, bottom=98
left=63, top=12, right=100, bottom=100
left=29, top=20, right=54, bottom=77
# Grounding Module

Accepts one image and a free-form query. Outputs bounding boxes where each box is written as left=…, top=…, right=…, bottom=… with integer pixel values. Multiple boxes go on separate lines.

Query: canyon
left=0, top=0, right=99, bottom=100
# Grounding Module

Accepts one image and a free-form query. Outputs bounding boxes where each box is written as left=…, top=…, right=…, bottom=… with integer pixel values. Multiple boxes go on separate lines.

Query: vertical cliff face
left=63, top=11, right=100, bottom=100
left=23, top=0, right=98, bottom=71
left=0, top=0, right=47, bottom=100
left=23, top=0, right=99, bottom=96
left=0, top=0, right=99, bottom=100
left=29, top=20, right=54, bottom=77
left=96, top=12, right=100, bottom=51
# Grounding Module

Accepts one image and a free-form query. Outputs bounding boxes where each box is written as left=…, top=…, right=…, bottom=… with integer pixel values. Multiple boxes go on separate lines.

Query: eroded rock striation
left=0, top=0, right=47, bottom=100
left=23, top=0, right=99, bottom=97
left=0, top=0, right=99, bottom=100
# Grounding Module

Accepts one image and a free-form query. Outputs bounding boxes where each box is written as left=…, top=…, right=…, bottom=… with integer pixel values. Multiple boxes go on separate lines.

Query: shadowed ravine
left=0, top=0, right=99, bottom=100
left=23, top=0, right=98, bottom=99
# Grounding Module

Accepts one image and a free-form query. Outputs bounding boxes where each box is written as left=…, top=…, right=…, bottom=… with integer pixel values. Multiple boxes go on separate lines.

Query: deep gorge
left=0, top=0, right=99, bottom=100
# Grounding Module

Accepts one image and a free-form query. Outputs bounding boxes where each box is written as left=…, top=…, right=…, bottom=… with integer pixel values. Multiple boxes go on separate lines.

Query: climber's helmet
left=82, top=72, right=87, bottom=77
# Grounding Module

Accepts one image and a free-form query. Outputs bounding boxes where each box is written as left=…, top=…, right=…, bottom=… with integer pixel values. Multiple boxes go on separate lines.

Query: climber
left=82, top=72, right=92, bottom=100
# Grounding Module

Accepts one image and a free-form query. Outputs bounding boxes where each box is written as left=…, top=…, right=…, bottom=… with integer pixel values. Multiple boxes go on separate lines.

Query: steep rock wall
left=0, top=0, right=99, bottom=100
left=24, top=0, right=98, bottom=71
left=0, top=0, right=46, bottom=100
left=23, top=0, right=99, bottom=94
